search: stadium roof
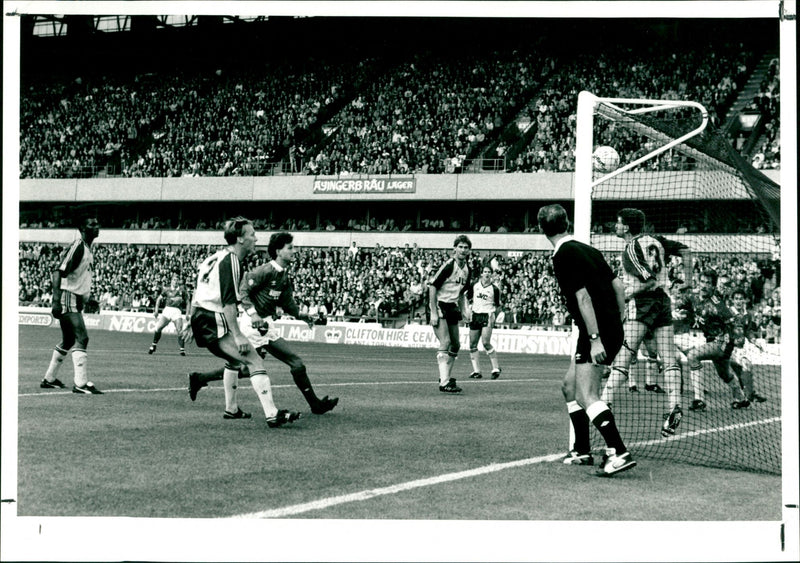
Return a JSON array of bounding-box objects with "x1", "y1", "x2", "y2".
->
[{"x1": 26, "y1": 15, "x2": 271, "y2": 37}]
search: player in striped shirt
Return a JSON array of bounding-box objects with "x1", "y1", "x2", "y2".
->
[
  {"x1": 429, "y1": 235, "x2": 473, "y2": 393},
  {"x1": 466, "y1": 263, "x2": 503, "y2": 380},
  {"x1": 187, "y1": 217, "x2": 300, "y2": 427},
  {"x1": 601, "y1": 208, "x2": 683, "y2": 438},
  {"x1": 41, "y1": 216, "x2": 103, "y2": 394}
]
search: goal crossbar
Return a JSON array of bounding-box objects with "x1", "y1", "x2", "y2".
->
[{"x1": 574, "y1": 91, "x2": 710, "y2": 242}]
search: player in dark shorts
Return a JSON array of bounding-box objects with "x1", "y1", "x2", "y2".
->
[
  {"x1": 428, "y1": 235, "x2": 473, "y2": 393},
  {"x1": 187, "y1": 217, "x2": 300, "y2": 428},
  {"x1": 40, "y1": 216, "x2": 103, "y2": 395},
  {"x1": 466, "y1": 264, "x2": 503, "y2": 379}
]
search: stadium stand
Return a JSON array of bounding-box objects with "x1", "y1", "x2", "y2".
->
[
  {"x1": 19, "y1": 19, "x2": 780, "y2": 179},
  {"x1": 18, "y1": 240, "x2": 781, "y2": 346}
]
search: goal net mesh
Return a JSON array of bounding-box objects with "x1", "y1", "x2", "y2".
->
[{"x1": 587, "y1": 100, "x2": 781, "y2": 474}]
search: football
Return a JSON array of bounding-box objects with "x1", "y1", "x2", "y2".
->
[{"x1": 592, "y1": 145, "x2": 620, "y2": 172}]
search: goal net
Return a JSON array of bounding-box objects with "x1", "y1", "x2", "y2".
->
[{"x1": 574, "y1": 91, "x2": 781, "y2": 474}]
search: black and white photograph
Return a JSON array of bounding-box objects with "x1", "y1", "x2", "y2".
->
[{"x1": 2, "y1": 1, "x2": 797, "y2": 561}]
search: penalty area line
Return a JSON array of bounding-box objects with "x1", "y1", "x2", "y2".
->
[{"x1": 226, "y1": 452, "x2": 564, "y2": 519}]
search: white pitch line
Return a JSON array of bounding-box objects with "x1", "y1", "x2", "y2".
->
[
  {"x1": 17, "y1": 378, "x2": 543, "y2": 397},
  {"x1": 226, "y1": 416, "x2": 781, "y2": 519},
  {"x1": 227, "y1": 453, "x2": 565, "y2": 519}
]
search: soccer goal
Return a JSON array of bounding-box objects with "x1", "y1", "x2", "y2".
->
[{"x1": 574, "y1": 91, "x2": 781, "y2": 474}]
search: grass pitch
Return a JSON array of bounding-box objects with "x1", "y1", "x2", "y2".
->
[{"x1": 13, "y1": 326, "x2": 781, "y2": 521}]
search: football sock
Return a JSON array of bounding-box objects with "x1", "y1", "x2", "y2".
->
[
  {"x1": 72, "y1": 349, "x2": 88, "y2": 387},
  {"x1": 645, "y1": 357, "x2": 659, "y2": 386},
  {"x1": 738, "y1": 369, "x2": 754, "y2": 398},
  {"x1": 223, "y1": 366, "x2": 239, "y2": 413},
  {"x1": 437, "y1": 352, "x2": 450, "y2": 386},
  {"x1": 587, "y1": 400, "x2": 626, "y2": 454},
  {"x1": 627, "y1": 368, "x2": 638, "y2": 389},
  {"x1": 566, "y1": 401, "x2": 591, "y2": 454},
  {"x1": 152, "y1": 330, "x2": 162, "y2": 345},
  {"x1": 446, "y1": 352, "x2": 457, "y2": 378},
  {"x1": 664, "y1": 366, "x2": 682, "y2": 410},
  {"x1": 469, "y1": 349, "x2": 480, "y2": 373},
  {"x1": 290, "y1": 366, "x2": 319, "y2": 407},
  {"x1": 249, "y1": 371, "x2": 278, "y2": 418},
  {"x1": 601, "y1": 367, "x2": 627, "y2": 403},
  {"x1": 486, "y1": 347, "x2": 500, "y2": 371},
  {"x1": 44, "y1": 348, "x2": 68, "y2": 381},
  {"x1": 197, "y1": 367, "x2": 225, "y2": 386},
  {"x1": 690, "y1": 368, "x2": 704, "y2": 400},
  {"x1": 727, "y1": 377, "x2": 746, "y2": 402}
]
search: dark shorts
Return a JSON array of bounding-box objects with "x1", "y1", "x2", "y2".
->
[
  {"x1": 59, "y1": 291, "x2": 85, "y2": 313},
  {"x1": 438, "y1": 301, "x2": 462, "y2": 325},
  {"x1": 59, "y1": 311, "x2": 88, "y2": 348},
  {"x1": 191, "y1": 308, "x2": 228, "y2": 348},
  {"x1": 575, "y1": 326, "x2": 623, "y2": 366},
  {"x1": 690, "y1": 338, "x2": 734, "y2": 381},
  {"x1": 469, "y1": 312, "x2": 491, "y2": 331},
  {"x1": 627, "y1": 290, "x2": 672, "y2": 330}
]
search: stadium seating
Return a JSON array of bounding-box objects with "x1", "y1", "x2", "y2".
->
[{"x1": 19, "y1": 25, "x2": 780, "y2": 179}]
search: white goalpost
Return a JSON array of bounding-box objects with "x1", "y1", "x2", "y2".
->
[
  {"x1": 574, "y1": 91, "x2": 710, "y2": 243},
  {"x1": 573, "y1": 90, "x2": 781, "y2": 475}
]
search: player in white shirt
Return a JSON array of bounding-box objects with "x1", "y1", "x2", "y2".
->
[
  {"x1": 40, "y1": 216, "x2": 103, "y2": 394},
  {"x1": 187, "y1": 217, "x2": 300, "y2": 428},
  {"x1": 466, "y1": 264, "x2": 503, "y2": 379},
  {"x1": 429, "y1": 235, "x2": 473, "y2": 393}
]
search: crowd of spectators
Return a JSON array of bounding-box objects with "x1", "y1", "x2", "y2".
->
[
  {"x1": 749, "y1": 57, "x2": 781, "y2": 171},
  {"x1": 18, "y1": 241, "x2": 781, "y2": 344},
  {"x1": 20, "y1": 204, "x2": 774, "y2": 235},
  {"x1": 301, "y1": 51, "x2": 552, "y2": 175},
  {"x1": 19, "y1": 36, "x2": 780, "y2": 180},
  {"x1": 507, "y1": 41, "x2": 758, "y2": 173},
  {"x1": 21, "y1": 60, "x2": 375, "y2": 179}
]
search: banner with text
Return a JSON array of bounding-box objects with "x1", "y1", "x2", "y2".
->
[
  {"x1": 17, "y1": 308, "x2": 781, "y2": 364},
  {"x1": 313, "y1": 177, "x2": 416, "y2": 194}
]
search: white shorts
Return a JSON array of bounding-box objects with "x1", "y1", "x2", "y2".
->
[
  {"x1": 238, "y1": 312, "x2": 281, "y2": 349},
  {"x1": 674, "y1": 332, "x2": 704, "y2": 354},
  {"x1": 730, "y1": 346, "x2": 747, "y2": 365},
  {"x1": 160, "y1": 306, "x2": 184, "y2": 322}
]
